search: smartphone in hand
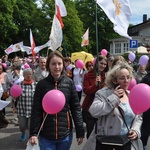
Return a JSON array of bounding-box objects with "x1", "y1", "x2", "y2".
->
[
  {"x1": 114, "y1": 83, "x2": 120, "y2": 89},
  {"x1": 114, "y1": 84, "x2": 123, "y2": 98}
]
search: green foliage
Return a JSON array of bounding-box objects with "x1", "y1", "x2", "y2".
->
[
  {"x1": 0, "y1": 0, "x2": 121, "y2": 58},
  {"x1": 74, "y1": 0, "x2": 120, "y2": 55},
  {"x1": 0, "y1": 0, "x2": 18, "y2": 54},
  {"x1": 63, "y1": 0, "x2": 86, "y2": 56}
]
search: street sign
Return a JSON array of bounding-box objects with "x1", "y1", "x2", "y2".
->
[{"x1": 130, "y1": 40, "x2": 138, "y2": 48}]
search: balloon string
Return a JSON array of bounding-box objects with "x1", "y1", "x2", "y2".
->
[
  {"x1": 55, "y1": 81, "x2": 58, "y2": 90},
  {"x1": 37, "y1": 114, "x2": 48, "y2": 137}
]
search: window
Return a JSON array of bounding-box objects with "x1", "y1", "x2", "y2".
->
[
  {"x1": 123, "y1": 42, "x2": 129, "y2": 53},
  {"x1": 110, "y1": 44, "x2": 113, "y2": 53},
  {"x1": 115, "y1": 43, "x2": 121, "y2": 53}
]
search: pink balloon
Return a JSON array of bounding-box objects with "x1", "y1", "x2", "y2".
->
[
  {"x1": 42, "y1": 90, "x2": 66, "y2": 114},
  {"x1": 127, "y1": 78, "x2": 137, "y2": 91},
  {"x1": 10, "y1": 85, "x2": 22, "y2": 98},
  {"x1": 24, "y1": 63, "x2": 30, "y2": 69},
  {"x1": 129, "y1": 83, "x2": 150, "y2": 114},
  {"x1": 128, "y1": 52, "x2": 136, "y2": 62},
  {"x1": 101, "y1": 49, "x2": 108, "y2": 56},
  {"x1": 76, "y1": 85, "x2": 82, "y2": 92},
  {"x1": 75, "y1": 60, "x2": 84, "y2": 69}
]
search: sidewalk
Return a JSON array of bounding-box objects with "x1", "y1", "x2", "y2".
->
[{"x1": 0, "y1": 103, "x2": 27, "y2": 150}]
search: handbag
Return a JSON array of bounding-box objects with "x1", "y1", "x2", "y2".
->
[
  {"x1": 96, "y1": 135, "x2": 129, "y2": 146},
  {"x1": 0, "y1": 111, "x2": 9, "y2": 129},
  {"x1": 26, "y1": 141, "x2": 40, "y2": 150},
  {"x1": 26, "y1": 114, "x2": 48, "y2": 150},
  {"x1": 95, "y1": 107, "x2": 132, "y2": 150},
  {"x1": 96, "y1": 135, "x2": 131, "y2": 150}
]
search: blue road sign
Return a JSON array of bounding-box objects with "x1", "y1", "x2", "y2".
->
[{"x1": 130, "y1": 40, "x2": 138, "y2": 48}]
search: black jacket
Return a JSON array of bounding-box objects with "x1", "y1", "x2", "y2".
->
[{"x1": 30, "y1": 74, "x2": 84, "y2": 140}]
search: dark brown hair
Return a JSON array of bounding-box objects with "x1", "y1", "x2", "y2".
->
[{"x1": 93, "y1": 55, "x2": 107, "y2": 74}]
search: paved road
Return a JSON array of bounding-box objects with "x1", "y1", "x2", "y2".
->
[
  {"x1": 0, "y1": 102, "x2": 86, "y2": 150},
  {"x1": 1, "y1": 101, "x2": 150, "y2": 150}
]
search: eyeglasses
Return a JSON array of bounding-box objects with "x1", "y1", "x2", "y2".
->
[
  {"x1": 88, "y1": 64, "x2": 93, "y2": 67},
  {"x1": 117, "y1": 76, "x2": 131, "y2": 81}
]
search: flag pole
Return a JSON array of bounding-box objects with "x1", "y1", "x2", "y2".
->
[
  {"x1": 95, "y1": 0, "x2": 100, "y2": 77},
  {"x1": 95, "y1": 4, "x2": 100, "y2": 139}
]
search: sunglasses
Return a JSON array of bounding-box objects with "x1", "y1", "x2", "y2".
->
[{"x1": 88, "y1": 64, "x2": 93, "y2": 67}]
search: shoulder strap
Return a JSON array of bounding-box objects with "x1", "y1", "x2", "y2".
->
[
  {"x1": 118, "y1": 107, "x2": 130, "y2": 132},
  {"x1": 95, "y1": 107, "x2": 130, "y2": 135}
]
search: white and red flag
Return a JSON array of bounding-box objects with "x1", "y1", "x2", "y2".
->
[
  {"x1": 81, "y1": 28, "x2": 89, "y2": 47},
  {"x1": 55, "y1": 0, "x2": 67, "y2": 28},
  {"x1": 30, "y1": 29, "x2": 36, "y2": 57},
  {"x1": 49, "y1": 15, "x2": 63, "y2": 51}
]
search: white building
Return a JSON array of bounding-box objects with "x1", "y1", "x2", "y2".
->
[{"x1": 110, "y1": 14, "x2": 150, "y2": 56}]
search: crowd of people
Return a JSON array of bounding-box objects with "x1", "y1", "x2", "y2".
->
[{"x1": 0, "y1": 51, "x2": 150, "y2": 150}]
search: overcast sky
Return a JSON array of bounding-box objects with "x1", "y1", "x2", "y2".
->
[{"x1": 130, "y1": 0, "x2": 150, "y2": 25}]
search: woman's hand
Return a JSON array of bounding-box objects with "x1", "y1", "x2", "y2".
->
[
  {"x1": 95, "y1": 76, "x2": 102, "y2": 86},
  {"x1": 128, "y1": 130, "x2": 138, "y2": 140},
  {"x1": 28, "y1": 136, "x2": 38, "y2": 145},
  {"x1": 114, "y1": 85, "x2": 125, "y2": 98},
  {"x1": 77, "y1": 137, "x2": 84, "y2": 145}
]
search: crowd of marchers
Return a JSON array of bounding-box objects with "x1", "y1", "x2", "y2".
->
[{"x1": 1, "y1": 52, "x2": 150, "y2": 150}]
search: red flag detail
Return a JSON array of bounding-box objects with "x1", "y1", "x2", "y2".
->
[
  {"x1": 30, "y1": 29, "x2": 36, "y2": 57},
  {"x1": 56, "y1": 5, "x2": 64, "y2": 28}
]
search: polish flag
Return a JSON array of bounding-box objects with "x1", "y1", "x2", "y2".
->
[
  {"x1": 30, "y1": 29, "x2": 36, "y2": 57},
  {"x1": 55, "y1": 0, "x2": 67, "y2": 28}
]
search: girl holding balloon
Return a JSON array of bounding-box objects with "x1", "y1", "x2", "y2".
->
[
  {"x1": 29, "y1": 51, "x2": 84, "y2": 150},
  {"x1": 83, "y1": 62, "x2": 143, "y2": 150}
]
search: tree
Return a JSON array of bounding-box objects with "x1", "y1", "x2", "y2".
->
[
  {"x1": 0, "y1": 0, "x2": 18, "y2": 54},
  {"x1": 62, "y1": 0, "x2": 86, "y2": 56},
  {"x1": 0, "y1": 0, "x2": 121, "y2": 58},
  {"x1": 0, "y1": 0, "x2": 51, "y2": 57},
  {"x1": 74, "y1": 0, "x2": 120, "y2": 55},
  {"x1": 38, "y1": 0, "x2": 86, "y2": 56},
  {"x1": 13, "y1": 0, "x2": 50, "y2": 52}
]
